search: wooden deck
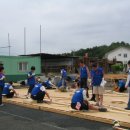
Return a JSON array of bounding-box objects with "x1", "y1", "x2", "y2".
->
[{"x1": 3, "y1": 88, "x2": 130, "y2": 128}]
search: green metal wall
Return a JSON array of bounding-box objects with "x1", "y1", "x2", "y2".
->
[{"x1": 0, "y1": 56, "x2": 41, "y2": 82}]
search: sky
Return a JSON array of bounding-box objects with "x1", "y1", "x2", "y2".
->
[{"x1": 0, "y1": 0, "x2": 130, "y2": 56}]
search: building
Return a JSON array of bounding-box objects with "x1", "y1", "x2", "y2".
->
[
  {"x1": 0, "y1": 56, "x2": 41, "y2": 82},
  {"x1": 24, "y1": 53, "x2": 79, "y2": 74},
  {"x1": 104, "y1": 47, "x2": 130, "y2": 64},
  {"x1": 104, "y1": 47, "x2": 130, "y2": 70}
]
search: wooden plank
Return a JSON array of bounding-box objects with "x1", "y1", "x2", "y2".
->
[
  {"x1": 111, "y1": 100, "x2": 127, "y2": 104},
  {"x1": 2, "y1": 88, "x2": 130, "y2": 128}
]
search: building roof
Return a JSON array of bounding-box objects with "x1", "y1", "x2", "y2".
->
[
  {"x1": 21, "y1": 53, "x2": 79, "y2": 59},
  {"x1": 104, "y1": 46, "x2": 130, "y2": 58}
]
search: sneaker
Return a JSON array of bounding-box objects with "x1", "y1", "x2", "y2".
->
[
  {"x1": 99, "y1": 107, "x2": 107, "y2": 112},
  {"x1": 125, "y1": 107, "x2": 130, "y2": 110},
  {"x1": 112, "y1": 120, "x2": 120, "y2": 127},
  {"x1": 0, "y1": 104, "x2": 4, "y2": 107}
]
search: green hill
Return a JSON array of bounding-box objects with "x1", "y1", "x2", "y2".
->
[{"x1": 63, "y1": 41, "x2": 130, "y2": 58}]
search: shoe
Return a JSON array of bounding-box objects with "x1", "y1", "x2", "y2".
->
[
  {"x1": 0, "y1": 104, "x2": 4, "y2": 107},
  {"x1": 125, "y1": 107, "x2": 130, "y2": 110},
  {"x1": 99, "y1": 107, "x2": 107, "y2": 112},
  {"x1": 37, "y1": 100, "x2": 43, "y2": 103}
]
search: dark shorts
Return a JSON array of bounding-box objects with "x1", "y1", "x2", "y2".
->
[
  {"x1": 28, "y1": 84, "x2": 35, "y2": 93},
  {"x1": 5, "y1": 92, "x2": 14, "y2": 98},
  {"x1": 80, "y1": 78, "x2": 88, "y2": 88},
  {"x1": 71, "y1": 102, "x2": 89, "y2": 110},
  {"x1": 31, "y1": 91, "x2": 45, "y2": 101},
  {"x1": 119, "y1": 87, "x2": 126, "y2": 92}
]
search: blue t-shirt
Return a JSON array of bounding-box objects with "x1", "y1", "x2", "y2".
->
[
  {"x1": 80, "y1": 66, "x2": 88, "y2": 79},
  {"x1": 0, "y1": 73, "x2": 5, "y2": 87},
  {"x1": 27, "y1": 71, "x2": 35, "y2": 85},
  {"x1": 2, "y1": 84, "x2": 11, "y2": 95},
  {"x1": 91, "y1": 67, "x2": 103, "y2": 86},
  {"x1": 71, "y1": 88, "x2": 84, "y2": 104},
  {"x1": 61, "y1": 69, "x2": 67, "y2": 78},
  {"x1": 31, "y1": 83, "x2": 42, "y2": 96},
  {"x1": 45, "y1": 80, "x2": 51, "y2": 88},
  {"x1": 118, "y1": 80, "x2": 125, "y2": 88}
]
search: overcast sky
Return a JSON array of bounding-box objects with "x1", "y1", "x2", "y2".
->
[{"x1": 0, "y1": 0, "x2": 130, "y2": 56}]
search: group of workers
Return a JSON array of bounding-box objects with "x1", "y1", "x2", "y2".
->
[{"x1": 0, "y1": 60, "x2": 130, "y2": 112}]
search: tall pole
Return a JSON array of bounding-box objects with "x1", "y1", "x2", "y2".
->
[
  {"x1": 8, "y1": 33, "x2": 10, "y2": 56},
  {"x1": 24, "y1": 27, "x2": 26, "y2": 55},
  {"x1": 40, "y1": 25, "x2": 42, "y2": 54}
]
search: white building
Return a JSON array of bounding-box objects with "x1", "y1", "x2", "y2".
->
[{"x1": 104, "y1": 47, "x2": 130, "y2": 66}]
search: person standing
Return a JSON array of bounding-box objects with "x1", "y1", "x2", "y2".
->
[
  {"x1": 91, "y1": 63, "x2": 104, "y2": 107},
  {"x1": 27, "y1": 66, "x2": 36, "y2": 97},
  {"x1": 79, "y1": 60, "x2": 90, "y2": 98},
  {"x1": 125, "y1": 60, "x2": 130, "y2": 110},
  {"x1": 61, "y1": 68, "x2": 67, "y2": 87},
  {"x1": 0, "y1": 67, "x2": 5, "y2": 106}
]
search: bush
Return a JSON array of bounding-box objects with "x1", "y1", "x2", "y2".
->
[{"x1": 111, "y1": 64, "x2": 123, "y2": 73}]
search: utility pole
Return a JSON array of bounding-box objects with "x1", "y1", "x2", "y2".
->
[
  {"x1": 8, "y1": 33, "x2": 11, "y2": 56},
  {"x1": 24, "y1": 27, "x2": 26, "y2": 55},
  {"x1": 40, "y1": 25, "x2": 42, "y2": 54}
]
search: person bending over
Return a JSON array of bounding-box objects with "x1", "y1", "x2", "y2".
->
[
  {"x1": 31, "y1": 78, "x2": 52, "y2": 103},
  {"x1": 71, "y1": 86, "x2": 107, "y2": 112},
  {"x1": 2, "y1": 81, "x2": 18, "y2": 98}
]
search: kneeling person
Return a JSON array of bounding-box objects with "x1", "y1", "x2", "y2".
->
[
  {"x1": 44, "y1": 78, "x2": 55, "y2": 89},
  {"x1": 31, "y1": 81, "x2": 52, "y2": 103},
  {"x1": 71, "y1": 87, "x2": 107, "y2": 112},
  {"x1": 2, "y1": 81, "x2": 18, "y2": 98}
]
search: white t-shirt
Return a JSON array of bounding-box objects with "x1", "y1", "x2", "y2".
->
[
  {"x1": 40, "y1": 86, "x2": 46, "y2": 91},
  {"x1": 9, "y1": 85, "x2": 13, "y2": 90},
  {"x1": 125, "y1": 69, "x2": 130, "y2": 87}
]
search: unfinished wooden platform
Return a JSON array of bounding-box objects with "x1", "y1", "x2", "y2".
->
[{"x1": 3, "y1": 88, "x2": 130, "y2": 128}]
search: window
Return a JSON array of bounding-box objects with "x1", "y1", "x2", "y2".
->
[
  {"x1": 18, "y1": 62, "x2": 28, "y2": 71},
  {"x1": 124, "y1": 54, "x2": 127, "y2": 58},
  {"x1": 118, "y1": 54, "x2": 121, "y2": 56}
]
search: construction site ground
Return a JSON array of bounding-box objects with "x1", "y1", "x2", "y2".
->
[
  {"x1": 3, "y1": 87, "x2": 130, "y2": 129},
  {"x1": 0, "y1": 103, "x2": 113, "y2": 130}
]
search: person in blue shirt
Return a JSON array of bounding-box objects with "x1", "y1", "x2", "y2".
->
[
  {"x1": 0, "y1": 66, "x2": 5, "y2": 106},
  {"x1": 71, "y1": 84, "x2": 107, "y2": 112},
  {"x1": 125, "y1": 60, "x2": 130, "y2": 110},
  {"x1": 31, "y1": 77, "x2": 52, "y2": 103},
  {"x1": 79, "y1": 60, "x2": 90, "y2": 98},
  {"x1": 27, "y1": 66, "x2": 36, "y2": 97},
  {"x1": 91, "y1": 63, "x2": 104, "y2": 107},
  {"x1": 43, "y1": 78, "x2": 56, "y2": 89},
  {"x1": 2, "y1": 81, "x2": 18, "y2": 98},
  {"x1": 61, "y1": 68, "x2": 67, "y2": 87},
  {"x1": 117, "y1": 79, "x2": 126, "y2": 92}
]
